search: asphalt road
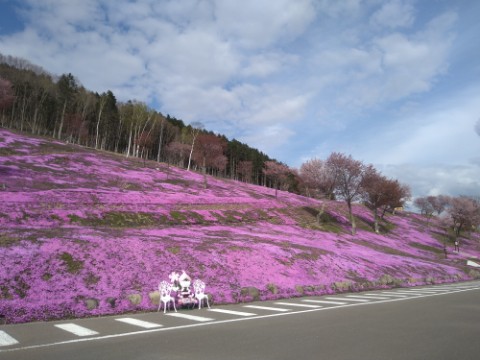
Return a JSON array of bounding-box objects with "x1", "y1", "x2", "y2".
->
[{"x1": 1, "y1": 282, "x2": 480, "y2": 360}]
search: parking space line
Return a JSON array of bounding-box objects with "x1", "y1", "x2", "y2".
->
[
  {"x1": 0, "y1": 331, "x2": 19, "y2": 347},
  {"x1": 345, "y1": 295, "x2": 390, "y2": 300},
  {"x1": 379, "y1": 292, "x2": 408, "y2": 297},
  {"x1": 391, "y1": 291, "x2": 424, "y2": 295},
  {"x1": 54, "y1": 324, "x2": 99, "y2": 337},
  {"x1": 208, "y1": 309, "x2": 257, "y2": 317},
  {"x1": 165, "y1": 313, "x2": 214, "y2": 322},
  {"x1": 274, "y1": 302, "x2": 321, "y2": 308},
  {"x1": 115, "y1": 318, "x2": 162, "y2": 329},
  {"x1": 243, "y1": 305, "x2": 290, "y2": 312},
  {"x1": 325, "y1": 297, "x2": 370, "y2": 302},
  {"x1": 302, "y1": 299, "x2": 347, "y2": 305}
]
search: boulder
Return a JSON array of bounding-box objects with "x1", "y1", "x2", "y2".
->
[
  {"x1": 240, "y1": 286, "x2": 260, "y2": 301},
  {"x1": 127, "y1": 293, "x2": 142, "y2": 305},
  {"x1": 85, "y1": 298, "x2": 99, "y2": 310},
  {"x1": 149, "y1": 291, "x2": 160, "y2": 305}
]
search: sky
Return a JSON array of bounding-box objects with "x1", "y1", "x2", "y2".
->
[{"x1": 0, "y1": 0, "x2": 479, "y2": 199}]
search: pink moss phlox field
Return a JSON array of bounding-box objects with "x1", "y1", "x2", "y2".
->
[{"x1": 1, "y1": 129, "x2": 480, "y2": 323}]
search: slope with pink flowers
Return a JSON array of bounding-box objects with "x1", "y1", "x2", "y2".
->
[{"x1": 1, "y1": 129, "x2": 479, "y2": 323}]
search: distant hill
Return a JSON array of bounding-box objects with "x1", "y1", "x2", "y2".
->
[{"x1": 1, "y1": 128, "x2": 479, "y2": 323}]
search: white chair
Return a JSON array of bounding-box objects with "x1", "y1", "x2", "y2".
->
[
  {"x1": 158, "y1": 280, "x2": 177, "y2": 313},
  {"x1": 193, "y1": 279, "x2": 210, "y2": 309}
]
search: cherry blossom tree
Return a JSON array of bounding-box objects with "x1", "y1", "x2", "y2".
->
[
  {"x1": 263, "y1": 161, "x2": 290, "y2": 198},
  {"x1": 299, "y1": 158, "x2": 337, "y2": 223},
  {"x1": 379, "y1": 180, "x2": 411, "y2": 218},
  {"x1": 165, "y1": 141, "x2": 190, "y2": 168},
  {"x1": 446, "y1": 196, "x2": 480, "y2": 237},
  {"x1": 0, "y1": 77, "x2": 14, "y2": 111},
  {"x1": 237, "y1": 160, "x2": 253, "y2": 183},
  {"x1": 326, "y1": 152, "x2": 369, "y2": 235},
  {"x1": 192, "y1": 133, "x2": 227, "y2": 188},
  {"x1": 362, "y1": 168, "x2": 389, "y2": 233},
  {"x1": 414, "y1": 195, "x2": 449, "y2": 224}
]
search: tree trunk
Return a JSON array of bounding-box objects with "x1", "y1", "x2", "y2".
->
[
  {"x1": 347, "y1": 201, "x2": 356, "y2": 235},
  {"x1": 126, "y1": 124, "x2": 133, "y2": 157},
  {"x1": 95, "y1": 101, "x2": 104, "y2": 149},
  {"x1": 57, "y1": 101, "x2": 67, "y2": 140},
  {"x1": 157, "y1": 118, "x2": 164, "y2": 162},
  {"x1": 202, "y1": 156, "x2": 208, "y2": 189},
  {"x1": 374, "y1": 208, "x2": 379, "y2": 234},
  {"x1": 187, "y1": 137, "x2": 196, "y2": 171},
  {"x1": 316, "y1": 202, "x2": 326, "y2": 224}
]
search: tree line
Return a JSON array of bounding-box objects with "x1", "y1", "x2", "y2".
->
[{"x1": 0, "y1": 54, "x2": 273, "y2": 185}]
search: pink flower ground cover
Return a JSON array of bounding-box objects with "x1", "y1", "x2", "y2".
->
[{"x1": 1, "y1": 129, "x2": 480, "y2": 323}]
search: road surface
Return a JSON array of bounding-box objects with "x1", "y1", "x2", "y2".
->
[{"x1": 1, "y1": 281, "x2": 480, "y2": 359}]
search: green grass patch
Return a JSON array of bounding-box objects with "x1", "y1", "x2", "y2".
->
[
  {"x1": 350, "y1": 238, "x2": 412, "y2": 257},
  {"x1": 409, "y1": 242, "x2": 443, "y2": 255},
  {"x1": 166, "y1": 246, "x2": 181, "y2": 254},
  {"x1": 84, "y1": 272, "x2": 101, "y2": 286},
  {"x1": 0, "y1": 147, "x2": 23, "y2": 155},
  {"x1": 101, "y1": 211, "x2": 155, "y2": 227},
  {"x1": 69, "y1": 211, "x2": 157, "y2": 227},
  {"x1": 59, "y1": 252, "x2": 84, "y2": 274},
  {"x1": 170, "y1": 210, "x2": 187, "y2": 223},
  {"x1": 0, "y1": 234, "x2": 20, "y2": 247}
]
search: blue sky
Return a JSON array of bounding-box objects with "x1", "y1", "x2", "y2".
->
[{"x1": 0, "y1": 0, "x2": 479, "y2": 199}]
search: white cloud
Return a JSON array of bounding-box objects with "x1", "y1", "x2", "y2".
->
[
  {"x1": 370, "y1": 0, "x2": 415, "y2": 29},
  {"x1": 241, "y1": 52, "x2": 298, "y2": 78},
  {"x1": 381, "y1": 163, "x2": 480, "y2": 198},
  {"x1": 241, "y1": 125, "x2": 296, "y2": 157},
  {"x1": 214, "y1": 0, "x2": 317, "y2": 49}
]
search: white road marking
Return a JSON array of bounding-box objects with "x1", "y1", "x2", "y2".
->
[
  {"x1": 165, "y1": 313, "x2": 214, "y2": 322},
  {"x1": 404, "y1": 288, "x2": 448, "y2": 292},
  {"x1": 243, "y1": 305, "x2": 290, "y2": 312},
  {"x1": 115, "y1": 318, "x2": 162, "y2": 329},
  {"x1": 362, "y1": 293, "x2": 407, "y2": 298},
  {"x1": 391, "y1": 291, "x2": 425, "y2": 295},
  {"x1": 207, "y1": 309, "x2": 257, "y2": 317},
  {"x1": 54, "y1": 323, "x2": 99, "y2": 337},
  {"x1": 0, "y1": 331, "x2": 19, "y2": 347},
  {"x1": 302, "y1": 299, "x2": 347, "y2": 305},
  {"x1": 345, "y1": 295, "x2": 390, "y2": 300},
  {"x1": 274, "y1": 302, "x2": 321, "y2": 308},
  {"x1": 325, "y1": 297, "x2": 370, "y2": 302},
  {"x1": 379, "y1": 292, "x2": 408, "y2": 297}
]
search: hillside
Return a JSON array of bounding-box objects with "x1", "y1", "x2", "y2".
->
[{"x1": 1, "y1": 128, "x2": 480, "y2": 324}]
